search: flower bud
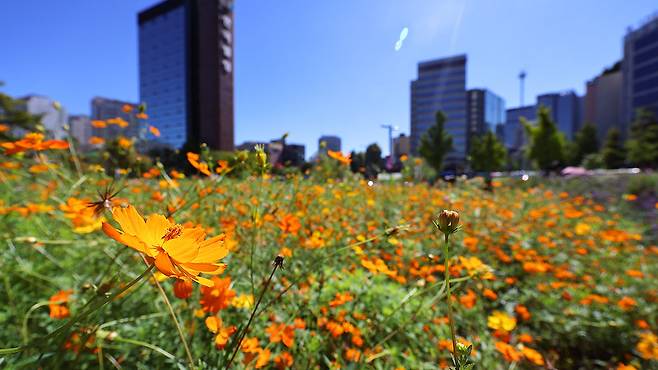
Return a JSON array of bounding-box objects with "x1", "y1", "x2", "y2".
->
[
  {"x1": 436, "y1": 210, "x2": 460, "y2": 235},
  {"x1": 254, "y1": 144, "x2": 268, "y2": 168},
  {"x1": 173, "y1": 279, "x2": 193, "y2": 299}
]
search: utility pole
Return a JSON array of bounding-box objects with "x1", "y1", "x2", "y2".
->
[
  {"x1": 380, "y1": 124, "x2": 397, "y2": 159},
  {"x1": 519, "y1": 70, "x2": 527, "y2": 106}
]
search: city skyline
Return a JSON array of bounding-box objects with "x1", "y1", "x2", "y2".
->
[{"x1": 2, "y1": 1, "x2": 658, "y2": 155}]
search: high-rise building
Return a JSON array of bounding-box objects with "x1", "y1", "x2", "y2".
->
[
  {"x1": 91, "y1": 97, "x2": 139, "y2": 140},
  {"x1": 318, "y1": 135, "x2": 341, "y2": 153},
  {"x1": 504, "y1": 105, "x2": 536, "y2": 151},
  {"x1": 17, "y1": 95, "x2": 68, "y2": 139},
  {"x1": 69, "y1": 115, "x2": 92, "y2": 151},
  {"x1": 410, "y1": 55, "x2": 467, "y2": 165},
  {"x1": 623, "y1": 14, "x2": 658, "y2": 131},
  {"x1": 138, "y1": 0, "x2": 234, "y2": 150},
  {"x1": 537, "y1": 91, "x2": 582, "y2": 141},
  {"x1": 467, "y1": 88, "x2": 506, "y2": 148},
  {"x1": 584, "y1": 61, "x2": 624, "y2": 142},
  {"x1": 393, "y1": 133, "x2": 410, "y2": 157}
]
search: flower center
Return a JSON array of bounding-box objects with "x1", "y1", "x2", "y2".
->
[{"x1": 162, "y1": 225, "x2": 183, "y2": 241}]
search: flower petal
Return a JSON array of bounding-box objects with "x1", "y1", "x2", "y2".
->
[
  {"x1": 163, "y1": 229, "x2": 201, "y2": 262},
  {"x1": 154, "y1": 252, "x2": 178, "y2": 277},
  {"x1": 102, "y1": 222, "x2": 149, "y2": 254},
  {"x1": 192, "y1": 234, "x2": 228, "y2": 263},
  {"x1": 143, "y1": 214, "x2": 171, "y2": 246},
  {"x1": 112, "y1": 205, "x2": 146, "y2": 237}
]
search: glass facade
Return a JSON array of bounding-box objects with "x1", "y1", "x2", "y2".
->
[
  {"x1": 623, "y1": 15, "x2": 658, "y2": 132},
  {"x1": 318, "y1": 135, "x2": 341, "y2": 153},
  {"x1": 467, "y1": 89, "x2": 506, "y2": 150},
  {"x1": 504, "y1": 105, "x2": 536, "y2": 150},
  {"x1": 90, "y1": 97, "x2": 138, "y2": 140},
  {"x1": 410, "y1": 55, "x2": 467, "y2": 164},
  {"x1": 537, "y1": 91, "x2": 582, "y2": 141},
  {"x1": 139, "y1": 4, "x2": 188, "y2": 149}
]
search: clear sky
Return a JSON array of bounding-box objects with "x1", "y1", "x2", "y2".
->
[{"x1": 1, "y1": 1, "x2": 657, "y2": 156}]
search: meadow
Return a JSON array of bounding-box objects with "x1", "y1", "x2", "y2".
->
[{"x1": 0, "y1": 134, "x2": 656, "y2": 369}]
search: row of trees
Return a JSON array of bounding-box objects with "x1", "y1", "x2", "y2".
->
[{"x1": 417, "y1": 106, "x2": 658, "y2": 177}]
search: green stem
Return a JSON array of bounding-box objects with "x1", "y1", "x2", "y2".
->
[
  {"x1": 225, "y1": 259, "x2": 280, "y2": 369},
  {"x1": 443, "y1": 234, "x2": 458, "y2": 361},
  {"x1": 1, "y1": 264, "x2": 154, "y2": 355}
]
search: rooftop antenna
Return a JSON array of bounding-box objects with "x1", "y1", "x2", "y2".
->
[{"x1": 519, "y1": 70, "x2": 527, "y2": 106}]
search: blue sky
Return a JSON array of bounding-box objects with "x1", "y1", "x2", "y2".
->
[{"x1": 1, "y1": 1, "x2": 657, "y2": 155}]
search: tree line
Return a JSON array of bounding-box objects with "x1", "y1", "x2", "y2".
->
[{"x1": 416, "y1": 106, "x2": 658, "y2": 177}]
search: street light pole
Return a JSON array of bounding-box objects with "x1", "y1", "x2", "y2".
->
[{"x1": 380, "y1": 124, "x2": 397, "y2": 161}]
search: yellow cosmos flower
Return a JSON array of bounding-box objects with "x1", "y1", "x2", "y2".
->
[
  {"x1": 575, "y1": 223, "x2": 591, "y2": 235},
  {"x1": 487, "y1": 311, "x2": 517, "y2": 332},
  {"x1": 102, "y1": 205, "x2": 228, "y2": 286}
]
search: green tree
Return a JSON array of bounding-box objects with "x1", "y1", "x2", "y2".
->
[
  {"x1": 626, "y1": 109, "x2": 658, "y2": 168},
  {"x1": 523, "y1": 106, "x2": 565, "y2": 174},
  {"x1": 0, "y1": 90, "x2": 42, "y2": 140},
  {"x1": 569, "y1": 123, "x2": 599, "y2": 165},
  {"x1": 418, "y1": 111, "x2": 453, "y2": 173},
  {"x1": 349, "y1": 150, "x2": 365, "y2": 174},
  {"x1": 469, "y1": 131, "x2": 507, "y2": 172},
  {"x1": 469, "y1": 131, "x2": 507, "y2": 190},
  {"x1": 364, "y1": 143, "x2": 382, "y2": 179},
  {"x1": 601, "y1": 128, "x2": 626, "y2": 169}
]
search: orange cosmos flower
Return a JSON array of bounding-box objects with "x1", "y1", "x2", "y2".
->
[
  {"x1": 215, "y1": 160, "x2": 230, "y2": 174},
  {"x1": 519, "y1": 345, "x2": 544, "y2": 366},
  {"x1": 205, "y1": 316, "x2": 236, "y2": 350},
  {"x1": 459, "y1": 289, "x2": 477, "y2": 309},
  {"x1": 91, "y1": 120, "x2": 107, "y2": 128},
  {"x1": 200, "y1": 276, "x2": 236, "y2": 313},
  {"x1": 483, "y1": 288, "x2": 498, "y2": 301},
  {"x1": 187, "y1": 152, "x2": 211, "y2": 176},
  {"x1": 515, "y1": 304, "x2": 531, "y2": 321},
  {"x1": 327, "y1": 150, "x2": 351, "y2": 165},
  {"x1": 278, "y1": 213, "x2": 301, "y2": 235},
  {"x1": 617, "y1": 364, "x2": 637, "y2": 370},
  {"x1": 1, "y1": 132, "x2": 69, "y2": 155},
  {"x1": 136, "y1": 112, "x2": 149, "y2": 119},
  {"x1": 495, "y1": 341, "x2": 522, "y2": 362},
  {"x1": 29, "y1": 164, "x2": 51, "y2": 173},
  {"x1": 329, "y1": 292, "x2": 354, "y2": 307},
  {"x1": 117, "y1": 136, "x2": 132, "y2": 149},
  {"x1": 0, "y1": 123, "x2": 9, "y2": 132},
  {"x1": 102, "y1": 205, "x2": 228, "y2": 286},
  {"x1": 148, "y1": 125, "x2": 160, "y2": 137},
  {"x1": 107, "y1": 117, "x2": 129, "y2": 128},
  {"x1": 273, "y1": 351, "x2": 294, "y2": 368},
  {"x1": 121, "y1": 104, "x2": 134, "y2": 113},
  {"x1": 89, "y1": 136, "x2": 105, "y2": 145},
  {"x1": 618, "y1": 296, "x2": 637, "y2": 311},
  {"x1": 266, "y1": 322, "x2": 295, "y2": 348},
  {"x1": 49, "y1": 289, "x2": 73, "y2": 319}
]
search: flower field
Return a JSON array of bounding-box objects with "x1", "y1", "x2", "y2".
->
[{"x1": 0, "y1": 143, "x2": 657, "y2": 369}]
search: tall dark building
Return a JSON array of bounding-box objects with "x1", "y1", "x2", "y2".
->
[
  {"x1": 536, "y1": 91, "x2": 582, "y2": 141},
  {"x1": 410, "y1": 55, "x2": 467, "y2": 165},
  {"x1": 505, "y1": 105, "x2": 536, "y2": 151},
  {"x1": 467, "y1": 88, "x2": 505, "y2": 149},
  {"x1": 584, "y1": 61, "x2": 624, "y2": 142},
  {"x1": 623, "y1": 14, "x2": 658, "y2": 130},
  {"x1": 318, "y1": 135, "x2": 341, "y2": 153},
  {"x1": 138, "y1": 0, "x2": 234, "y2": 150},
  {"x1": 91, "y1": 97, "x2": 139, "y2": 140}
]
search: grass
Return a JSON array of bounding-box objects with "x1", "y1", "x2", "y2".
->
[{"x1": 0, "y1": 146, "x2": 656, "y2": 369}]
